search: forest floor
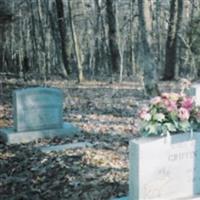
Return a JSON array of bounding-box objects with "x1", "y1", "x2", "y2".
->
[{"x1": 0, "y1": 79, "x2": 181, "y2": 200}]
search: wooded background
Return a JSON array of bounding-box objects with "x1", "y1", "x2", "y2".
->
[{"x1": 0, "y1": 0, "x2": 200, "y2": 93}]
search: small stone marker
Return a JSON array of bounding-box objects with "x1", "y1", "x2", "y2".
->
[
  {"x1": 129, "y1": 132, "x2": 200, "y2": 200},
  {"x1": 0, "y1": 87, "x2": 80, "y2": 144},
  {"x1": 187, "y1": 83, "x2": 200, "y2": 106}
]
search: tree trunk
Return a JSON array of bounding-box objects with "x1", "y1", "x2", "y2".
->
[
  {"x1": 68, "y1": 0, "x2": 84, "y2": 83},
  {"x1": 138, "y1": 0, "x2": 159, "y2": 97},
  {"x1": 44, "y1": 0, "x2": 68, "y2": 78},
  {"x1": 55, "y1": 0, "x2": 70, "y2": 76},
  {"x1": 37, "y1": 0, "x2": 47, "y2": 81},
  {"x1": 155, "y1": 0, "x2": 162, "y2": 73},
  {"x1": 93, "y1": 0, "x2": 101, "y2": 76},
  {"x1": 106, "y1": 0, "x2": 120, "y2": 74},
  {"x1": 163, "y1": 0, "x2": 183, "y2": 80}
]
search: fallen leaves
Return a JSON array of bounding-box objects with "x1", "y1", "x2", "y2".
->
[
  {"x1": 0, "y1": 133, "x2": 129, "y2": 200},
  {"x1": 0, "y1": 80, "x2": 145, "y2": 199}
]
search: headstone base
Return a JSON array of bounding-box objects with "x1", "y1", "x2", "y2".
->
[
  {"x1": 0, "y1": 123, "x2": 80, "y2": 144},
  {"x1": 113, "y1": 196, "x2": 200, "y2": 200}
]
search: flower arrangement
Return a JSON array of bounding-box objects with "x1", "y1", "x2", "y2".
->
[{"x1": 139, "y1": 92, "x2": 200, "y2": 137}]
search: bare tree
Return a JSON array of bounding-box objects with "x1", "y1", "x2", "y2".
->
[
  {"x1": 0, "y1": 0, "x2": 200, "y2": 83},
  {"x1": 93, "y1": 0, "x2": 102, "y2": 76},
  {"x1": 68, "y1": 0, "x2": 84, "y2": 82},
  {"x1": 55, "y1": 0, "x2": 70, "y2": 76},
  {"x1": 0, "y1": 0, "x2": 12, "y2": 23},
  {"x1": 137, "y1": 0, "x2": 159, "y2": 96},
  {"x1": 163, "y1": 0, "x2": 183, "y2": 80},
  {"x1": 106, "y1": 0, "x2": 120, "y2": 75},
  {"x1": 0, "y1": 0, "x2": 12, "y2": 72}
]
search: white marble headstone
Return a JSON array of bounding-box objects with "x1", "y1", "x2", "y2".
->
[{"x1": 129, "y1": 132, "x2": 200, "y2": 200}]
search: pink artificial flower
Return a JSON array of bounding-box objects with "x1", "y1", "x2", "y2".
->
[
  {"x1": 181, "y1": 97, "x2": 194, "y2": 111},
  {"x1": 151, "y1": 96, "x2": 162, "y2": 105},
  {"x1": 178, "y1": 107, "x2": 190, "y2": 121},
  {"x1": 168, "y1": 101, "x2": 177, "y2": 112},
  {"x1": 161, "y1": 92, "x2": 180, "y2": 101},
  {"x1": 163, "y1": 99, "x2": 177, "y2": 112},
  {"x1": 161, "y1": 93, "x2": 170, "y2": 99},
  {"x1": 139, "y1": 107, "x2": 151, "y2": 121}
]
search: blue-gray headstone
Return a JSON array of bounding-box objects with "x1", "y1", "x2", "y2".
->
[{"x1": 13, "y1": 87, "x2": 63, "y2": 132}]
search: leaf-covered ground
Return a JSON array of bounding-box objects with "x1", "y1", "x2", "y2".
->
[{"x1": 0, "y1": 79, "x2": 180, "y2": 200}]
